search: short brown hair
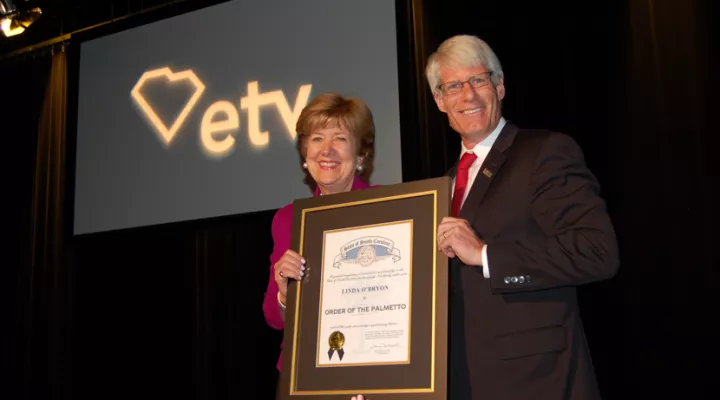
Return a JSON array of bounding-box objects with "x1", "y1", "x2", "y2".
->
[{"x1": 295, "y1": 93, "x2": 375, "y2": 189}]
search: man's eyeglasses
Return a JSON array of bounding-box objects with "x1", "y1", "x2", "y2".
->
[{"x1": 437, "y1": 71, "x2": 494, "y2": 96}]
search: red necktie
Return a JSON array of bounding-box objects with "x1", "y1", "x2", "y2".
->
[{"x1": 452, "y1": 152, "x2": 478, "y2": 217}]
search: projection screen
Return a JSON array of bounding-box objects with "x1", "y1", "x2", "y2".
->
[{"x1": 73, "y1": 0, "x2": 403, "y2": 235}]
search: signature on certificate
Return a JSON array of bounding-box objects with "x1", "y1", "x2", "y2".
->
[{"x1": 370, "y1": 342, "x2": 401, "y2": 349}]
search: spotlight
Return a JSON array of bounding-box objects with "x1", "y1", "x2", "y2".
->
[{"x1": 0, "y1": 1, "x2": 42, "y2": 37}]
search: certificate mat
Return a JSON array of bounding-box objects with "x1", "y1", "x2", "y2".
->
[{"x1": 279, "y1": 177, "x2": 451, "y2": 399}]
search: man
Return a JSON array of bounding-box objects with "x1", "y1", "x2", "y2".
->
[{"x1": 353, "y1": 35, "x2": 619, "y2": 400}]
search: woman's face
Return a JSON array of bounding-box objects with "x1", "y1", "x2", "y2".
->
[{"x1": 305, "y1": 124, "x2": 362, "y2": 195}]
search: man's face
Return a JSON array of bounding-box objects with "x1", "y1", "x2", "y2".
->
[{"x1": 434, "y1": 65, "x2": 505, "y2": 145}]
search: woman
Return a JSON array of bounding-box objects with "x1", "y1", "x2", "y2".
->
[{"x1": 262, "y1": 92, "x2": 377, "y2": 375}]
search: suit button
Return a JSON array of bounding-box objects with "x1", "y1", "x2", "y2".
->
[
  {"x1": 504, "y1": 276, "x2": 512, "y2": 284},
  {"x1": 511, "y1": 276, "x2": 518, "y2": 283},
  {"x1": 518, "y1": 276, "x2": 525, "y2": 283}
]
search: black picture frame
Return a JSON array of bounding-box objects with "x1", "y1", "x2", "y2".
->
[{"x1": 278, "y1": 177, "x2": 451, "y2": 400}]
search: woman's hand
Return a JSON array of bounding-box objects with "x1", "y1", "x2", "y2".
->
[
  {"x1": 350, "y1": 395, "x2": 367, "y2": 400},
  {"x1": 273, "y1": 249, "x2": 305, "y2": 305}
]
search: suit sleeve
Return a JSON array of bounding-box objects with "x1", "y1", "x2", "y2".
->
[
  {"x1": 262, "y1": 207, "x2": 291, "y2": 330},
  {"x1": 486, "y1": 132, "x2": 619, "y2": 293}
]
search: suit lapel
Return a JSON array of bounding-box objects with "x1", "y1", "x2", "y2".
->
[
  {"x1": 458, "y1": 148, "x2": 506, "y2": 222},
  {"x1": 457, "y1": 123, "x2": 519, "y2": 222}
]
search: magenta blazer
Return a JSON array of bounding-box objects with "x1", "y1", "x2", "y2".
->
[{"x1": 262, "y1": 176, "x2": 377, "y2": 371}]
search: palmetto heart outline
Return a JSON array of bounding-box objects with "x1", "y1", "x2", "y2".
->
[{"x1": 130, "y1": 67, "x2": 206, "y2": 145}]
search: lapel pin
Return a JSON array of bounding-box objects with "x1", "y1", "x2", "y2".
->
[{"x1": 482, "y1": 168, "x2": 493, "y2": 178}]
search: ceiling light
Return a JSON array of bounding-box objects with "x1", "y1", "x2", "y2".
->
[{"x1": 0, "y1": 1, "x2": 42, "y2": 38}]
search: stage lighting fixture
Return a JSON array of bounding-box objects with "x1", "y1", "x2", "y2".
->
[{"x1": 0, "y1": 0, "x2": 42, "y2": 38}]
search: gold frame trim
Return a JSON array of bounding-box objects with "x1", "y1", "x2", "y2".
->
[{"x1": 288, "y1": 190, "x2": 438, "y2": 395}]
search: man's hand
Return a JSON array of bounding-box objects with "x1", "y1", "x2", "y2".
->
[{"x1": 437, "y1": 217, "x2": 486, "y2": 266}]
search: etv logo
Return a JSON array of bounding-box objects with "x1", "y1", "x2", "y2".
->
[{"x1": 130, "y1": 67, "x2": 313, "y2": 158}]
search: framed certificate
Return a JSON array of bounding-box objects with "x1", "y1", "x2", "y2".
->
[{"x1": 278, "y1": 177, "x2": 451, "y2": 400}]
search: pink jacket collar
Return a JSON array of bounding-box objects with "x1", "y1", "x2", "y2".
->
[{"x1": 313, "y1": 176, "x2": 372, "y2": 197}]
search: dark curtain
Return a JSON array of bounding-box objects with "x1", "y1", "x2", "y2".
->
[
  {"x1": 0, "y1": 49, "x2": 48, "y2": 399},
  {"x1": 619, "y1": 1, "x2": 716, "y2": 397},
  {"x1": 1, "y1": 48, "x2": 69, "y2": 400},
  {"x1": 28, "y1": 48, "x2": 70, "y2": 400}
]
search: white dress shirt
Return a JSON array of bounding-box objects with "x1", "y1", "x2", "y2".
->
[{"x1": 452, "y1": 117, "x2": 506, "y2": 278}]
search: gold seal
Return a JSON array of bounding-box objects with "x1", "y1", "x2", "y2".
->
[
  {"x1": 357, "y1": 245, "x2": 376, "y2": 266},
  {"x1": 328, "y1": 331, "x2": 345, "y2": 350},
  {"x1": 327, "y1": 331, "x2": 346, "y2": 360}
]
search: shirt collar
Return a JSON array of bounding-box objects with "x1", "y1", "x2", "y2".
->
[{"x1": 460, "y1": 117, "x2": 506, "y2": 159}]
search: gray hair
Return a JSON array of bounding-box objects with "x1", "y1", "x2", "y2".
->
[{"x1": 425, "y1": 35, "x2": 504, "y2": 95}]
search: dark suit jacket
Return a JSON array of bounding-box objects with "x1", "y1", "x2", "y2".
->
[{"x1": 446, "y1": 122, "x2": 619, "y2": 400}]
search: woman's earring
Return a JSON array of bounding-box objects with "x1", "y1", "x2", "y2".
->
[
  {"x1": 357, "y1": 164, "x2": 364, "y2": 172},
  {"x1": 303, "y1": 162, "x2": 308, "y2": 169}
]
